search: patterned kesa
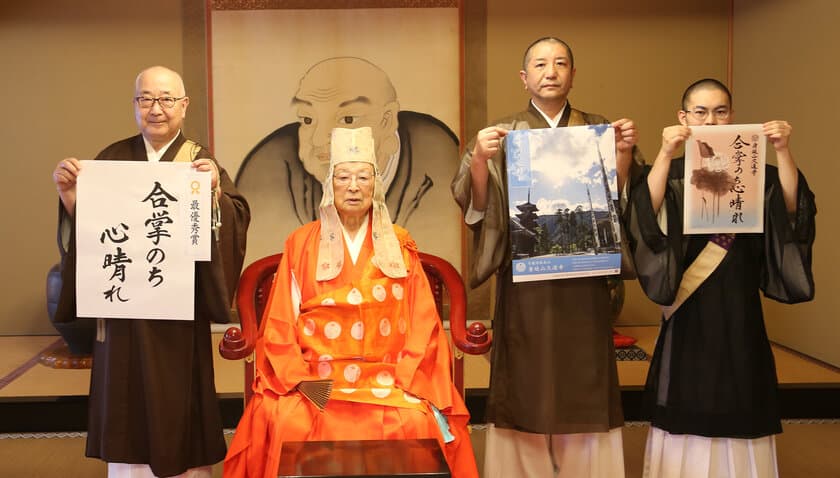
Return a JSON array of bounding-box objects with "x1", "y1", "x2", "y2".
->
[{"x1": 298, "y1": 264, "x2": 425, "y2": 411}]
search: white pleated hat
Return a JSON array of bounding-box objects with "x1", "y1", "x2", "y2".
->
[{"x1": 316, "y1": 127, "x2": 407, "y2": 281}]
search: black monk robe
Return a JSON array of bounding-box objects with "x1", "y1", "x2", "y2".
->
[
  {"x1": 623, "y1": 158, "x2": 815, "y2": 438},
  {"x1": 54, "y1": 133, "x2": 250, "y2": 477}
]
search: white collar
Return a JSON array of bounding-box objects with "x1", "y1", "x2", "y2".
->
[
  {"x1": 142, "y1": 131, "x2": 181, "y2": 162},
  {"x1": 530, "y1": 100, "x2": 567, "y2": 128},
  {"x1": 340, "y1": 213, "x2": 369, "y2": 264}
]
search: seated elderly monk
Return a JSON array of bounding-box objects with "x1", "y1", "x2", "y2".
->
[{"x1": 223, "y1": 127, "x2": 478, "y2": 478}]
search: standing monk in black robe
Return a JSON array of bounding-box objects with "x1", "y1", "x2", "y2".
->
[
  {"x1": 623, "y1": 78, "x2": 815, "y2": 477},
  {"x1": 51, "y1": 66, "x2": 250, "y2": 478}
]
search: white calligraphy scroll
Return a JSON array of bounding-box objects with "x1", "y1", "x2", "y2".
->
[
  {"x1": 684, "y1": 124, "x2": 766, "y2": 234},
  {"x1": 75, "y1": 161, "x2": 211, "y2": 320}
]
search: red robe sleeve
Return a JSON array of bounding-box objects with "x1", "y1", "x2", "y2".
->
[
  {"x1": 393, "y1": 232, "x2": 476, "y2": 478},
  {"x1": 393, "y1": 233, "x2": 471, "y2": 414},
  {"x1": 252, "y1": 233, "x2": 315, "y2": 396}
]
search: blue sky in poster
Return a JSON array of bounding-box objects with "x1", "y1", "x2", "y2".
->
[{"x1": 506, "y1": 124, "x2": 617, "y2": 217}]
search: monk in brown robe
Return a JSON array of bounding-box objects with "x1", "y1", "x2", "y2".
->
[{"x1": 452, "y1": 37, "x2": 643, "y2": 478}]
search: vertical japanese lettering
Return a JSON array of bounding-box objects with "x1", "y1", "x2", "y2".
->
[
  {"x1": 142, "y1": 181, "x2": 178, "y2": 287},
  {"x1": 100, "y1": 223, "x2": 132, "y2": 302}
]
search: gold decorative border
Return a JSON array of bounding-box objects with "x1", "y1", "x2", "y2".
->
[{"x1": 211, "y1": 0, "x2": 457, "y2": 10}]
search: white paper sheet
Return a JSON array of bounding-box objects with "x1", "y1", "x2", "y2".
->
[{"x1": 75, "y1": 160, "x2": 210, "y2": 320}]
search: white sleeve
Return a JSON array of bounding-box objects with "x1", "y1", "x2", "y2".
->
[{"x1": 464, "y1": 199, "x2": 486, "y2": 225}]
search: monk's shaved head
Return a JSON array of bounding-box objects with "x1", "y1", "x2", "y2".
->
[{"x1": 135, "y1": 66, "x2": 186, "y2": 97}]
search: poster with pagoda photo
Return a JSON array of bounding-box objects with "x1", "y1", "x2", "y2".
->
[{"x1": 505, "y1": 124, "x2": 622, "y2": 283}]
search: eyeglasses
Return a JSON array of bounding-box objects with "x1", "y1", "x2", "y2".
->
[
  {"x1": 134, "y1": 96, "x2": 186, "y2": 109},
  {"x1": 333, "y1": 172, "x2": 374, "y2": 187},
  {"x1": 683, "y1": 107, "x2": 731, "y2": 122}
]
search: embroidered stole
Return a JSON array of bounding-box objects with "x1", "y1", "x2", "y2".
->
[{"x1": 172, "y1": 139, "x2": 200, "y2": 163}]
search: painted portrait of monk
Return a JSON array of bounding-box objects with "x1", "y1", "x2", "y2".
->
[
  {"x1": 210, "y1": 7, "x2": 462, "y2": 267},
  {"x1": 235, "y1": 57, "x2": 459, "y2": 261}
]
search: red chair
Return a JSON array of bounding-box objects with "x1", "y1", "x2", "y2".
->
[{"x1": 219, "y1": 252, "x2": 491, "y2": 405}]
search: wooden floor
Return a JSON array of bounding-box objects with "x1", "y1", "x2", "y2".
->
[{"x1": 2, "y1": 325, "x2": 840, "y2": 477}]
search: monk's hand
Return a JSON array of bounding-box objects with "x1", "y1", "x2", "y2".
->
[
  {"x1": 473, "y1": 126, "x2": 508, "y2": 162},
  {"x1": 660, "y1": 125, "x2": 691, "y2": 157},
  {"x1": 192, "y1": 158, "x2": 220, "y2": 197},
  {"x1": 612, "y1": 118, "x2": 638, "y2": 153},
  {"x1": 53, "y1": 157, "x2": 81, "y2": 193},
  {"x1": 763, "y1": 120, "x2": 792, "y2": 152}
]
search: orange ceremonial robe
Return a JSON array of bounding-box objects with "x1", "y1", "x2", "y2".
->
[{"x1": 224, "y1": 220, "x2": 478, "y2": 478}]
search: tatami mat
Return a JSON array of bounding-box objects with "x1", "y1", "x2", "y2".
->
[
  {"x1": 2, "y1": 326, "x2": 840, "y2": 477},
  {"x1": 3, "y1": 422, "x2": 840, "y2": 478},
  {"x1": 3, "y1": 326, "x2": 840, "y2": 398}
]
